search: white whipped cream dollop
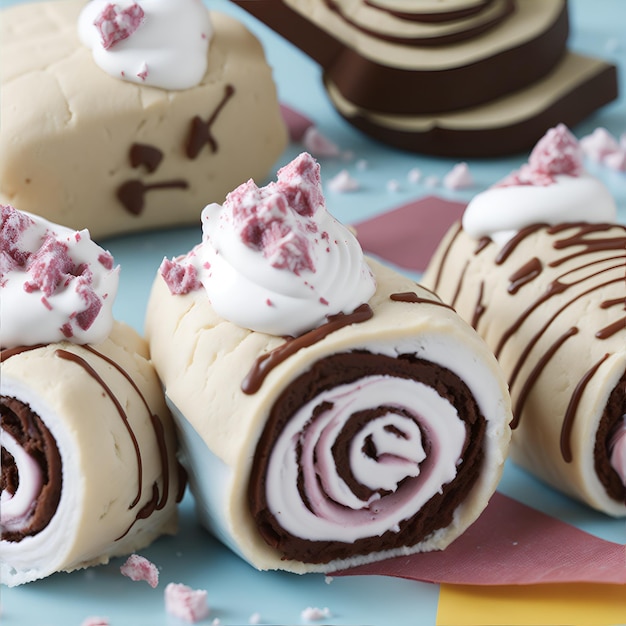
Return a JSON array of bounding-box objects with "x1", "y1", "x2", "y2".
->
[
  {"x1": 1, "y1": 205, "x2": 119, "y2": 349},
  {"x1": 78, "y1": 0, "x2": 212, "y2": 90},
  {"x1": 161, "y1": 153, "x2": 376, "y2": 337},
  {"x1": 462, "y1": 124, "x2": 618, "y2": 245}
]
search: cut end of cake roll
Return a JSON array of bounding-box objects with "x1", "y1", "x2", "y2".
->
[
  {"x1": 422, "y1": 125, "x2": 626, "y2": 516},
  {"x1": 145, "y1": 152, "x2": 513, "y2": 573},
  {"x1": 1, "y1": 207, "x2": 183, "y2": 586}
]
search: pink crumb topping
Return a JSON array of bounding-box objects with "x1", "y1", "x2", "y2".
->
[
  {"x1": 226, "y1": 152, "x2": 324, "y2": 274},
  {"x1": 120, "y1": 554, "x2": 159, "y2": 588},
  {"x1": 1, "y1": 205, "x2": 35, "y2": 278},
  {"x1": 164, "y1": 582, "x2": 210, "y2": 623},
  {"x1": 497, "y1": 124, "x2": 583, "y2": 187},
  {"x1": 160, "y1": 257, "x2": 201, "y2": 295},
  {"x1": 94, "y1": 3, "x2": 145, "y2": 50}
]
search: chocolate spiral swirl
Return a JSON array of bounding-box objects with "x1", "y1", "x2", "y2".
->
[
  {"x1": 1, "y1": 397, "x2": 62, "y2": 542},
  {"x1": 248, "y1": 351, "x2": 485, "y2": 564}
]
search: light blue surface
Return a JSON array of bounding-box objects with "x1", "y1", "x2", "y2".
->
[{"x1": 2, "y1": 1, "x2": 625, "y2": 624}]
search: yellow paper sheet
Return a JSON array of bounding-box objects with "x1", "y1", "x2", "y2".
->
[{"x1": 437, "y1": 583, "x2": 626, "y2": 626}]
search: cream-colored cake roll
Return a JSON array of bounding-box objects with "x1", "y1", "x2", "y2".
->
[
  {"x1": 0, "y1": 0, "x2": 287, "y2": 238},
  {"x1": 422, "y1": 125, "x2": 626, "y2": 516},
  {"x1": 1, "y1": 206, "x2": 183, "y2": 586},
  {"x1": 145, "y1": 153, "x2": 512, "y2": 573}
]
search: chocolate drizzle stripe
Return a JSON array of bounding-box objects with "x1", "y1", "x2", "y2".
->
[
  {"x1": 242, "y1": 304, "x2": 374, "y2": 395},
  {"x1": 508, "y1": 257, "x2": 542, "y2": 294},
  {"x1": 323, "y1": 0, "x2": 515, "y2": 46},
  {"x1": 389, "y1": 291, "x2": 454, "y2": 310},
  {"x1": 432, "y1": 222, "x2": 463, "y2": 292},
  {"x1": 596, "y1": 317, "x2": 626, "y2": 340},
  {"x1": 83, "y1": 345, "x2": 171, "y2": 512},
  {"x1": 186, "y1": 84, "x2": 236, "y2": 159},
  {"x1": 55, "y1": 349, "x2": 144, "y2": 508},
  {"x1": 506, "y1": 276, "x2": 624, "y2": 390},
  {"x1": 560, "y1": 353, "x2": 610, "y2": 462},
  {"x1": 471, "y1": 281, "x2": 486, "y2": 329},
  {"x1": 0, "y1": 344, "x2": 45, "y2": 362},
  {"x1": 512, "y1": 327, "x2": 578, "y2": 429},
  {"x1": 495, "y1": 272, "x2": 624, "y2": 361},
  {"x1": 495, "y1": 224, "x2": 547, "y2": 265}
]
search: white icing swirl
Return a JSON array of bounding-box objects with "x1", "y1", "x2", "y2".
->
[
  {"x1": 190, "y1": 153, "x2": 376, "y2": 336},
  {"x1": 609, "y1": 416, "x2": 626, "y2": 485},
  {"x1": 0, "y1": 206, "x2": 119, "y2": 348},
  {"x1": 462, "y1": 174, "x2": 617, "y2": 245},
  {"x1": 265, "y1": 376, "x2": 466, "y2": 542},
  {"x1": 78, "y1": 0, "x2": 212, "y2": 90}
]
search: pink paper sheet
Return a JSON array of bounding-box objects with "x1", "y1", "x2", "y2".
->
[
  {"x1": 336, "y1": 493, "x2": 626, "y2": 585},
  {"x1": 353, "y1": 195, "x2": 466, "y2": 272}
]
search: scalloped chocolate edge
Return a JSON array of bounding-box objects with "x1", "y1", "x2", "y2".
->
[
  {"x1": 324, "y1": 52, "x2": 618, "y2": 157},
  {"x1": 232, "y1": 0, "x2": 569, "y2": 115}
]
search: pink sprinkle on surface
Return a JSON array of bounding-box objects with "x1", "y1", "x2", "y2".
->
[
  {"x1": 160, "y1": 257, "x2": 201, "y2": 295},
  {"x1": 164, "y1": 582, "x2": 210, "y2": 623},
  {"x1": 41, "y1": 296, "x2": 52, "y2": 310},
  {"x1": 80, "y1": 618, "x2": 109, "y2": 626},
  {"x1": 442, "y1": 162, "x2": 474, "y2": 190},
  {"x1": 226, "y1": 153, "x2": 323, "y2": 274},
  {"x1": 302, "y1": 126, "x2": 341, "y2": 158},
  {"x1": 94, "y1": 3, "x2": 145, "y2": 50},
  {"x1": 137, "y1": 62, "x2": 149, "y2": 81},
  {"x1": 120, "y1": 554, "x2": 159, "y2": 588},
  {"x1": 497, "y1": 124, "x2": 583, "y2": 187}
]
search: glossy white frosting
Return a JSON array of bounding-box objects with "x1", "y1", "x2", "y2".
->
[
  {"x1": 162, "y1": 153, "x2": 376, "y2": 337},
  {"x1": 78, "y1": 0, "x2": 212, "y2": 90}
]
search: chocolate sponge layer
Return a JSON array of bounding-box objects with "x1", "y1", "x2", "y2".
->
[{"x1": 249, "y1": 351, "x2": 486, "y2": 564}]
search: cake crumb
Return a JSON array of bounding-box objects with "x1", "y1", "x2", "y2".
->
[
  {"x1": 81, "y1": 618, "x2": 109, "y2": 626},
  {"x1": 327, "y1": 169, "x2": 360, "y2": 192},
  {"x1": 303, "y1": 126, "x2": 341, "y2": 158},
  {"x1": 301, "y1": 606, "x2": 332, "y2": 621},
  {"x1": 249, "y1": 611, "x2": 262, "y2": 624},
  {"x1": 443, "y1": 162, "x2": 474, "y2": 190},
  {"x1": 386, "y1": 179, "x2": 400, "y2": 193},
  {"x1": 407, "y1": 167, "x2": 422, "y2": 183},
  {"x1": 120, "y1": 554, "x2": 159, "y2": 588},
  {"x1": 164, "y1": 582, "x2": 210, "y2": 623}
]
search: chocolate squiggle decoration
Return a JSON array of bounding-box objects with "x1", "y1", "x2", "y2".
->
[
  {"x1": 186, "y1": 84, "x2": 236, "y2": 159},
  {"x1": 430, "y1": 223, "x2": 625, "y2": 484}
]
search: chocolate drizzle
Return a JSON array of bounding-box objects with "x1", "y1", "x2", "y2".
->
[
  {"x1": 560, "y1": 353, "x2": 609, "y2": 463},
  {"x1": 242, "y1": 304, "x2": 373, "y2": 394},
  {"x1": 428, "y1": 221, "x2": 625, "y2": 502},
  {"x1": 117, "y1": 179, "x2": 189, "y2": 216},
  {"x1": 389, "y1": 291, "x2": 454, "y2": 310},
  {"x1": 186, "y1": 85, "x2": 236, "y2": 159}
]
